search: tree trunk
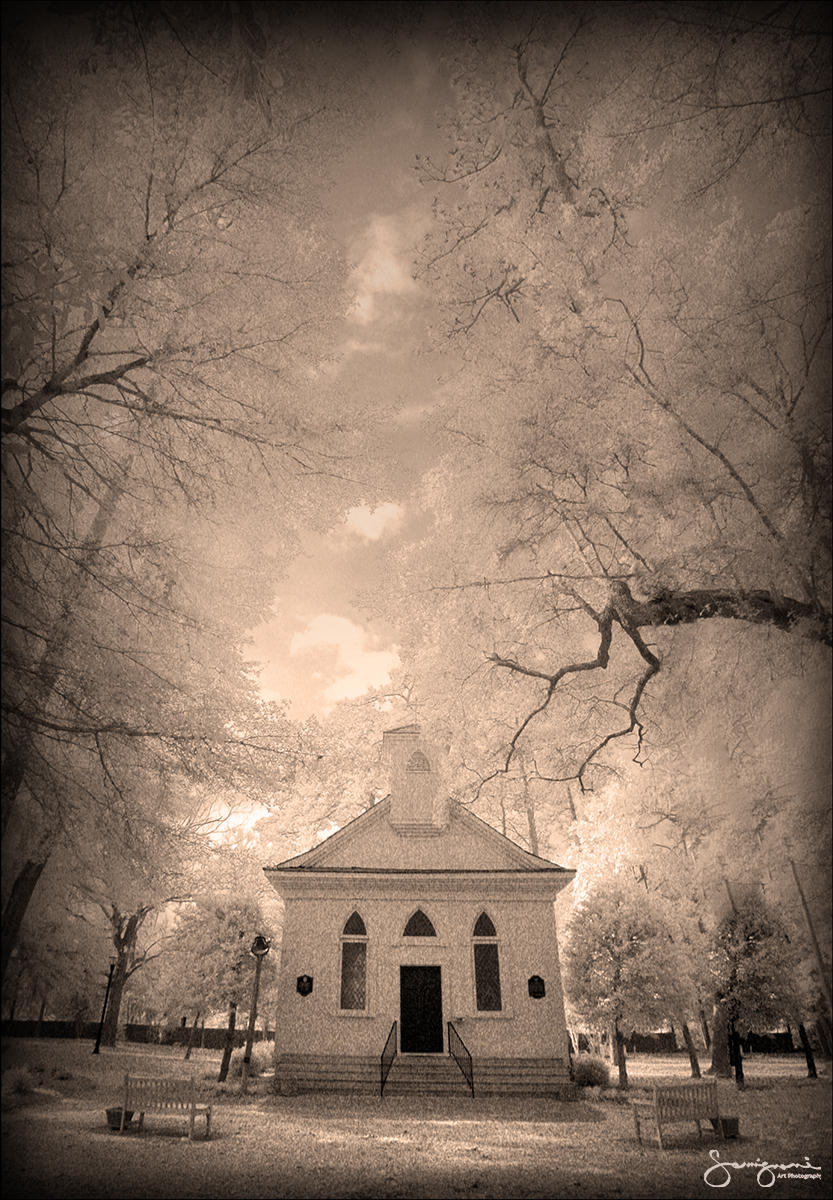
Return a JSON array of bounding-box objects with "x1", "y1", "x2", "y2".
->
[
  {"x1": 814, "y1": 1016, "x2": 832, "y2": 1058},
  {"x1": 525, "y1": 803, "x2": 539, "y2": 856},
  {"x1": 100, "y1": 959, "x2": 127, "y2": 1049},
  {"x1": 668, "y1": 1023, "x2": 678, "y2": 1051},
  {"x1": 564, "y1": 783, "x2": 578, "y2": 822},
  {"x1": 699, "y1": 1008, "x2": 711, "y2": 1050},
  {"x1": 797, "y1": 1023, "x2": 818, "y2": 1079},
  {"x1": 681, "y1": 1022, "x2": 701, "y2": 1078},
  {"x1": 709, "y1": 1001, "x2": 732, "y2": 1077},
  {"x1": 1, "y1": 750, "x2": 28, "y2": 841},
  {"x1": 1, "y1": 458, "x2": 134, "y2": 981},
  {"x1": 6, "y1": 970, "x2": 21, "y2": 1021},
  {"x1": 730, "y1": 1023, "x2": 745, "y2": 1090},
  {"x1": 101, "y1": 911, "x2": 142, "y2": 1047},
  {"x1": 3, "y1": 459, "x2": 133, "y2": 822},
  {"x1": 614, "y1": 1021, "x2": 628, "y2": 1089},
  {"x1": 789, "y1": 859, "x2": 833, "y2": 1013},
  {"x1": 218, "y1": 1002, "x2": 237, "y2": 1083},
  {"x1": 200, "y1": 1016, "x2": 206, "y2": 1049},
  {"x1": 521, "y1": 767, "x2": 540, "y2": 856},
  {"x1": 1, "y1": 859, "x2": 48, "y2": 982},
  {"x1": 36, "y1": 996, "x2": 46, "y2": 1037},
  {"x1": 184, "y1": 1011, "x2": 201, "y2": 1061}
]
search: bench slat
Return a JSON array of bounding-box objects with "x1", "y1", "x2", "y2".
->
[
  {"x1": 120, "y1": 1073, "x2": 212, "y2": 1140},
  {"x1": 632, "y1": 1080, "x2": 721, "y2": 1150}
]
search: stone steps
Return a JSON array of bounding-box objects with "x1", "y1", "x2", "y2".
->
[
  {"x1": 474, "y1": 1057, "x2": 574, "y2": 1098},
  {"x1": 274, "y1": 1052, "x2": 574, "y2": 1098},
  {"x1": 275, "y1": 1054, "x2": 378, "y2": 1095},
  {"x1": 383, "y1": 1054, "x2": 471, "y2": 1096}
]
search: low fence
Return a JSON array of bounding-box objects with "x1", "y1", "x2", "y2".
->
[
  {"x1": 741, "y1": 1031, "x2": 796, "y2": 1054},
  {"x1": 1, "y1": 1019, "x2": 272, "y2": 1050},
  {"x1": 625, "y1": 1032, "x2": 679, "y2": 1054},
  {"x1": 573, "y1": 1031, "x2": 680, "y2": 1055},
  {"x1": 571, "y1": 1029, "x2": 813, "y2": 1056}
]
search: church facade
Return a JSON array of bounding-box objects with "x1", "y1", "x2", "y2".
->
[{"x1": 265, "y1": 725, "x2": 575, "y2": 1096}]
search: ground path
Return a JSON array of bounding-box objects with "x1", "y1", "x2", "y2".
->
[
  {"x1": 3, "y1": 1043, "x2": 830, "y2": 1199},
  {"x1": 3, "y1": 1084, "x2": 831, "y2": 1200}
]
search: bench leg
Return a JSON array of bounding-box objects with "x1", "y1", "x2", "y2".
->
[
  {"x1": 655, "y1": 1114, "x2": 664, "y2": 1150},
  {"x1": 138, "y1": 1111, "x2": 145, "y2": 1134},
  {"x1": 205, "y1": 1110, "x2": 212, "y2": 1140},
  {"x1": 633, "y1": 1108, "x2": 643, "y2": 1147},
  {"x1": 189, "y1": 1106, "x2": 195, "y2": 1141},
  {"x1": 696, "y1": 1119, "x2": 703, "y2": 1139}
]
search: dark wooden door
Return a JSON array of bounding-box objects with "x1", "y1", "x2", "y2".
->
[{"x1": 400, "y1": 965, "x2": 443, "y2": 1053}]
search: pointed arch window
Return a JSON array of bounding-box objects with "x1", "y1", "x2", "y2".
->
[
  {"x1": 473, "y1": 912, "x2": 496, "y2": 937},
  {"x1": 403, "y1": 909, "x2": 436, "y2": 937},
  {"x1": 473, "y1": 911, "x2": 502, "y2": 1011},
  {"x1": 343, "y1": 911, "x2": 366, "y2": 936},
  {"x1": 340, "y1": 911, "x2": 367, "y2": 1010}
]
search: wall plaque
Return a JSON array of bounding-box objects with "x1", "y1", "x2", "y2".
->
[
  {"x1": 528, "y1": 975, "x2": 545, "y2": 999},
  {"x1": 296, "y1": 975, "x2": 313, "y2": 996}
]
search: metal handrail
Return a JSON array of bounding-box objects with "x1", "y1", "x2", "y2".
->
[
  {"x1": 380, "y1": 1020, "x2": 397, "y2": 1097},
  {"x1": 447, "y1": 1022, "x2": 474, "y2": 1097}
]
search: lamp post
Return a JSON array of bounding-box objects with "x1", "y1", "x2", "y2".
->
[
  {"x1": 241, "y1": 934, "x2": 270, "y2": 1093},
  {"x1": 92, "y1": 956, "x2": 117, "y2": 1055}
]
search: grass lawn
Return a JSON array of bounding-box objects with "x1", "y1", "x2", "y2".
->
[{"x1": 2, "y1": 1039, "x2": 830, "y2": 1199}]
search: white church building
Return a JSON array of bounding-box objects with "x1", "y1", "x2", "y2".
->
[{"x1": 265, "y1": 725, "x2": 575, "y2": 1096}]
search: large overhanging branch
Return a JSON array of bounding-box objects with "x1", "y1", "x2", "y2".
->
[
  {"x1": 0, "y1": 703, "x2": 317, "y2": 761},
  {"x1": 483, "y1": 596, "x2": 614, "y2": 792},
  {"x1": 480, "y1": 579, "x2": 831, "y2": 794},
  {"x1": 608, "y1": 581, "x2": 831, "y2": 646}
]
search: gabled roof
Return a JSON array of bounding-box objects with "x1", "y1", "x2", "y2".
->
[
  {"x1": 267, "y1": 796, "x2": 393, "y2": 871},
  {"x1": 265, "y1": 796, "x2": 572, "y2": 876}
]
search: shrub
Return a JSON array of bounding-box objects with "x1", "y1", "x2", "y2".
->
[
  {"x1": 229, "y1": 1042, "x2": 274, "y2": 1078},
  {"x1": 2, "y1": 1066, "x2": 41, "y2": 1096},
  {"x1": 572, "y1": 1054, "x2": 610, "y2": 1088}
]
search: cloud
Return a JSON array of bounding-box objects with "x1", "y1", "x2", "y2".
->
[
  {"x1": 289, "y1": 614, "x2": 400, "y2": 704},
  {"x1": 340, "y1": 337, "x2": 387, "y2": 356},
  {"x1": 348, "y1": 214, "x2": 417, "y2": 326},
  {"x1": 343, "y1": 502, "x2": 404, "y2": 541}
]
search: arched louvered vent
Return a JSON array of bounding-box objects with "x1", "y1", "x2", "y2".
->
[
  {"x1": 405, "y1": 750, "x2": 431, "y2": 773},
  {"x1": 403, "y1": 909, "x2": 436, "y2": 937}
]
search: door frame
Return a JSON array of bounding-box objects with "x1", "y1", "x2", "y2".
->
[{"x1": 399, "y1": 963, "x2": 444, "y2": 1054}]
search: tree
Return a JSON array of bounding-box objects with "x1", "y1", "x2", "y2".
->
[
  {"x1": 0, "y1": 485, "x2": 321, "y2": 983},
  {"x1": 391, "y1": 2, "x2": 830, "y2": 798},
  {"x1": 1, "y1": 5, "x2": 361, "y2": 979},
  {"x1": 67, "y1": 768, "x2": 254, "y2": 1047},
  {"x1": 608, "y1": 1, "x2": 831, "y2": 199},
  {"x1": 3, "y1": 911, "x2": 106, "y2": 1030},
  {"x1": 154, "y1": 895, "x2": 275, "y2": 1082},
  {"x1": 710, "y1": 893, "x2": 811, "y2": 1088},
  {"x1": 563, "y1": 880, "x2": 690, "y2": 1088}
]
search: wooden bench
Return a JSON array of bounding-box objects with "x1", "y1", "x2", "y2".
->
[
  {"x1": 118, "y1": 1073, "x2": 212, "y2": 1140},
  {"x1": 632, "y1": 1080, "x2": 723, "y2": 1149}
]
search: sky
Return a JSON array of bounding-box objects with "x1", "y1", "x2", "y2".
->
[{"x1": 248, "y1": 35, "x2": 452, "y2": 716}]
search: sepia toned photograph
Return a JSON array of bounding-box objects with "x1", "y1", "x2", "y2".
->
[{"x1": 2, "y1": 2, "x2": 830, "y2": 1197}]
